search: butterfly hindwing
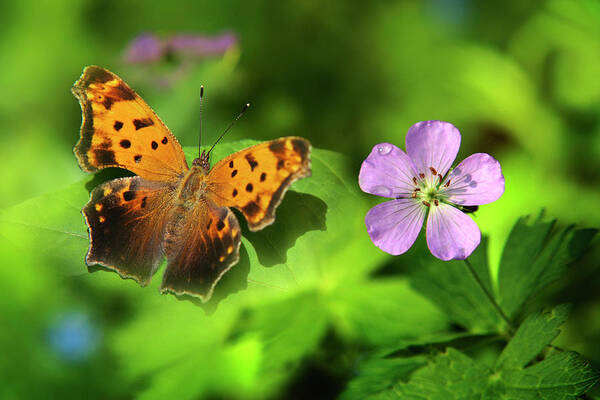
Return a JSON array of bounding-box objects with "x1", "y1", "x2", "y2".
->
[
  {"x1": 207, "y1": 137, "x2": 311, "y2": 231},
  {"x1": 72, "y1": 66, "x2": 188, "y2": 181},
  {"x1": 83, "y1": 176, "x2": 176, "y2": 285},
  {"x1": 161, "y1": 198, "x2": 242, "y2": 301}
]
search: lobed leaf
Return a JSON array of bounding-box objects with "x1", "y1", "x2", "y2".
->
[{"x1": 498, "y1": 213, "x2": 597, "y2": 318}]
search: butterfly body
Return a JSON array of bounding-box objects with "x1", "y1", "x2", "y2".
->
[{"x1": 73, "y1": 66, "x2": 311, "y2": 301}]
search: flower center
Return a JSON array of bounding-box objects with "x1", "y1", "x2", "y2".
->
[{"x1": 410, "y1": 166, "x2": 450, "y2": 207}]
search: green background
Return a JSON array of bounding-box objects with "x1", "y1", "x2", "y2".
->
[{"x1": 1, "y1": 0, "x2": 600, "y2": 398}]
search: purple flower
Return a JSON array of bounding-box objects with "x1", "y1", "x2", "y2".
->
[
  {"x1": 123, "y1": 32, "x2": 237, "y2": 64},
  {"x1": 167, "y1": 33, "x2": 237, "y2": 57},
  {"x1": 124, "y1": 33, "x2": 165, "y2": 64},
  {"x1": 359, "y1": 121, "x2": 504, "y2": 261}
]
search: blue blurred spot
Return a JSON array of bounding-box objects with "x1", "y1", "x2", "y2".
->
[{"x1": 48, "y1": 311, "x2": 99, "y2": 362}]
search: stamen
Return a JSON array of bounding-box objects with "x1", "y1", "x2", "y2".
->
[
  {"x1": 444, "y1": 179, "x2": 451, "y2": 187},
  {"x1": 414, "y1": 188, "x2": 420, "y2": 192},
  {"x1": 434, "y1": 199, "x2": 439, "y2": 206},
  {"x1": 411, "y1": 192, "x2": 417, "y2": 199},
  {"x1": 438, "y1": 174, "x2": 443, "y2": 184},
  {"x1": 419, "y1": 173, "x2": 425, "y2": 179},
  {"x1": 412, "y1": 177, "x2": 418, "y2": 185},
  {"x1": 422, "y1": 201, "x2": 430, "y2": 207},
  {"x1": 429, "y1": 167, "x2": 437, "y2": 175}
]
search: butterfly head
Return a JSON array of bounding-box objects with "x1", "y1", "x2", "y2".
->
[{"x1": 192, "y1": 150, "x2": 211, "y2": 173}]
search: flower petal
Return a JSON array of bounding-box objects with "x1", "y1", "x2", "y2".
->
[
  {"x1": 444, "y1": 153, "x2": 505, "y2": 206},
  {"x1": 426, "y1": 203, "x2": 481, "y2": 261},
  {"x1": 359, "y1": 143, "x2": 418, "y2": 198},
  {"x1": 365, "y1": 199, "x2": 425, "y2": 255},
  {"x1": 406, "y1": 121, "x2": 461, "y2": 186}
]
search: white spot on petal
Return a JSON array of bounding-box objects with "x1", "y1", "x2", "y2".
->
[
  {"x1": 377, "y1": 143, "x2": 392, "y2": 155},
  {"x1": 370, "y1": 185, "x2": 393, "y2": 197}
]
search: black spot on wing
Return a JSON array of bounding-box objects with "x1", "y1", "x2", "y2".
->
[
  {"x1": 269, "y1": 140, "x2": 285, "y2": 154},
  {"x1": 245, "y1": 153, "x2": 259, "y2": 171},
  {"x1": 114, "y1": 121, "x2": 123, "y2": 131},
  {"x1": 161, "y1": 136, "x2": 168, "y2": 144},
  {"x1": 242, "y1": 202, "x2": 261, "y2": 218},
  {"x1": 260, "y1": 172, "x2": 267, "y2": 182},
  {"x1": 94, "y1": 149, "x2": 116, "y2": 165},
  {"x1": 291, "y1": 138, "x2": 310, "y2": 158},
  {"x1": 133, "y1": 118, "x2": 154, "y2": 130},
  {"x1": 102, "y1": 96, "x2": 114, "y2": 110},
  {"x1": 113, "y1": 83, "x2": 136, "y2": 100},
  {"x1": 120, "y1": 139, "x2": 131, "y2": 149},
  {"x1": 123, "y1": 191, "x2": 135, "y2": 201}
]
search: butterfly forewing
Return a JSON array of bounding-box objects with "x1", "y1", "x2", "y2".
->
[
  {"x1": 83, "y1": 176, "x2": 177, "y2": 285},
  {"x1": 207, "y1": 137, "x2": 311, "y2": 231},
  {"x1": 72, "y1": 66, "x2": 188, "y2": 181}
]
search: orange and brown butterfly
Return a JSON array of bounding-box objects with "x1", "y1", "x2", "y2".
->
[{"x1": 72, "y1": 65, "x2": 311, "y2": 302}]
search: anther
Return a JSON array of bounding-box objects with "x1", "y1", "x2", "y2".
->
[
  {"x1": 411, "y1": 192, "x2": 417, "y2": 199},
  {"x1": 438, "y1": 174, "x2": 443, "y2": 184},
  {"x1": 412, "y1": 177, "x2": 418, "y2": 185},
  {"x1": 430, "y1": 167, "x2": 437, "y2": 175},
  {"x1": 414, "y1": 188, "x2": 420, "y2": 192},
  {"x1": 444, "y1": 179, "x2": 451, "y2": 187},
  {"x1": 422, "y1": 201, "x2": 431, "y2": 207},
  {"x1": 434, "y1": 199, "x2": 439, "y2": 206},
  {"x1": 419, "y1": 173, "x2": 425, "y2": 179}
]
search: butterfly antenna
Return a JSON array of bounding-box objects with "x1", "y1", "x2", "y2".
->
[
  {"x1": 206, "y1": 103, "x2": 250, "y2": 157},
  {"x1": 198, "y1": 85, "x2": 204, "y2": 157}
]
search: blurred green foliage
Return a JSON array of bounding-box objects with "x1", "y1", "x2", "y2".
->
[{"x1": 1, "y1": 0, "x2": 600, "y2": 398}]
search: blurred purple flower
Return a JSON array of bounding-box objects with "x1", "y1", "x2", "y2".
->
[
  {"x1": 124, "y1": 32, "x2": 237, "y2": 64},
  {"x1": 124, "y1": 33, "x2": 165, "y2": 64},
  {"x1": 359, "y1": 121, "x2": 504, "y2": 261},
  {"x1": 168, "y1": 33, "x2": 237, "y2": 57}
]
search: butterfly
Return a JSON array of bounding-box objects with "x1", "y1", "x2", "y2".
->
[{"x1": 72, "y1": 66, "x2": 311, "y2": 302}]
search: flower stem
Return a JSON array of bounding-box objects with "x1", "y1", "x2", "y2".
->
[{"x1": 463, "y1": 258, "x2": 514, "y2": 333}]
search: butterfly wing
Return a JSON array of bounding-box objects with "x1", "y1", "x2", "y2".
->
[
  {"x1": 72, "y1": 66, "x2": 188, "y2": 181},
  {"x1": 207, "y1": 137, "x2": 311, "y2": 231},
  {"x1": 83, "y1": 176, "x2": 176, "y2": 285},
  {"x1": 160, "y1": 198, "x2": 241, "y2": 301}
]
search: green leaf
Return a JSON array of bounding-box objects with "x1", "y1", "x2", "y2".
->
[
  {"x1": 500, "y1": 352, "x2": 599, "y2": 399},
  {"x1": 327, "y1": 278, "x2": 448, "y2": 346},
  {"x1": 496, "y1": 304, "x2": 570, "y2": 370},
  {"x1": 409, "y1": 237, "x2": 501, "y2": 332},
  {"x1": 393, "y1": 348, "x2": 492, "y2": 399},
  {"x1": 390, "y1": 348, "x2": 598, "y2": 400},
  {"x1": 340, "y1": 355, "x2": 427, "y2": 400},
  {"x1": 230, "y1": 290, "x2": 329, "y2": 398},
  {"x1": 0, "y1": 181, "x2": 90, "y2": 276},
  {"x1": 498, "y1": 213, "x2": 597, "y2": 318}
]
